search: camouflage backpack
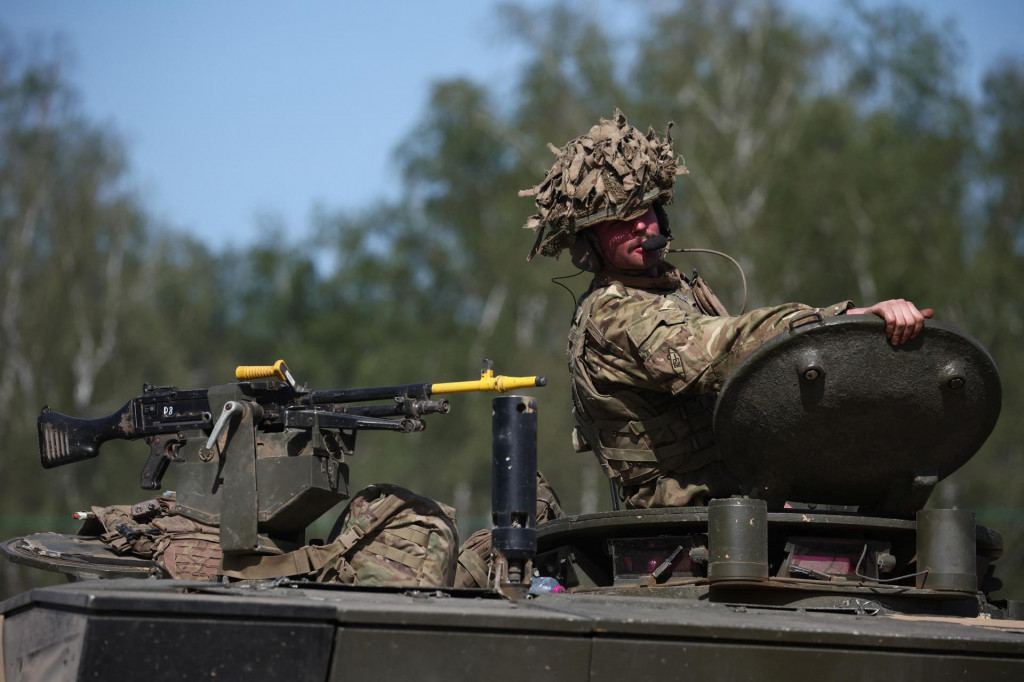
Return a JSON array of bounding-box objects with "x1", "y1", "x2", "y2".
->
[
  {"x1": 319, "y1": 483, "x2": 459, "y2": 587},
  {"x1": 454, "y1": 471, "x2": 564, "y2": 588},
  {"x1": 222, "y1": 484, "x2": 459, "y2": 588}
]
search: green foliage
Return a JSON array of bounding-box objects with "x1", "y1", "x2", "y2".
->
[{"x1": 3, "y1": 2, "x2": 1024, "y2": 600}]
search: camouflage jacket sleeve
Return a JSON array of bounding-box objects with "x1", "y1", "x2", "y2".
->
[{"x1": 586, "y1": 286, "x2": 852, "y2": 396}]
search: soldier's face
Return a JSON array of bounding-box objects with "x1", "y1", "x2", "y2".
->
[{"x1": 593, "y1": 206, "x2": 661, "y2": 272}]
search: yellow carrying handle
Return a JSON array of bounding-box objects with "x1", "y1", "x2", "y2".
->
[
  {"x1": 432, "y1": 367, "x2": 547, "y2": 395},
  {"x1": 235, "y1": 359, "x2": 297, "y2": 388}
]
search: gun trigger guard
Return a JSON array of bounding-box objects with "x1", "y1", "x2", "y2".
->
[{"x1": 140, "y1": 433, "x2": 184, "y2": 490}]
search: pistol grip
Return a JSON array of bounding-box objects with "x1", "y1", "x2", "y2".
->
[{"x1": 140, "y1": 434, "x2": 183, "y2": 490}]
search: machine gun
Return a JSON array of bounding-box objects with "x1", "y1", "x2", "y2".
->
[{"x1": 37, "y1": 359, "x2": 545, "y2": 555}]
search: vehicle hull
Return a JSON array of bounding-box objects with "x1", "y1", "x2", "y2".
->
[{"x1": 3, "y1": 578, "x2": 1023, "y2": 682}]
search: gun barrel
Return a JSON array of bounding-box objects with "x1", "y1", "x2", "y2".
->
[
  {"x1": 308, "y1": 383, "x2": 433, "y2": 404},
  {"x1": 309, "y1": 374, "x2": 546, "y2": 404}
]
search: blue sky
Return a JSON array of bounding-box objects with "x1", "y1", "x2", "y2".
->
[{"x1": 3, "y1": 1, "x2": 1022, "y2": 251}]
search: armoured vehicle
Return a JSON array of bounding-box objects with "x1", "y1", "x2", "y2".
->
[{"x1": 2, "y1": 317, "x2": 1023, "y2": 681}]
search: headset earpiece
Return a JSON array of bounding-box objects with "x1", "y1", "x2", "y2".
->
[
  {"x1": 570, "y1": 231, "x2": 605, "y2": 272},
  {"x1": 653, "y1": 202, "x2": 672, "y2": 241}
]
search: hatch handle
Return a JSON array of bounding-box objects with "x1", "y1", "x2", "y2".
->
[{"x1": 787, "y1": 311, "x2": 824, "y2": 333}]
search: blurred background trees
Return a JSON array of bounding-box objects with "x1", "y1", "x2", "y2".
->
[{"x1": 2, "y1": 0, "x2": 1023, "y2": 598}]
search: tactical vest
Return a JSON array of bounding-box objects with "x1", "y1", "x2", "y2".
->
[{"x1": 567, "y1": 271, "x2": 727, "y2": 488}]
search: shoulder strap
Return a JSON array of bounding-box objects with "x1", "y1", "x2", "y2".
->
[
  {"x1": 455, "y1": 529, "x2": 494, "y2": 588},
  {"x1": 457, "y1": 544, "x2": 492, "y2": 588},
  {"x1": 567, "y1": 291, "x2": 606, "y2": 456},
  {"x1": 690, "y1": 275, "x2": 729, "y2": 316},
  {"x1": 220, "y1": 491, "x2": 408, "y2": 580}
]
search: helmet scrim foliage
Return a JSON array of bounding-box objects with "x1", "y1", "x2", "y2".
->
[{"x1": 519, "y1": 109, "x2": 688, "y2": 260}]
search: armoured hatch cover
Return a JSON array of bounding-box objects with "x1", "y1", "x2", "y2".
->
[{"x1": 713, "y1": 315, "x2": 1001, "y2": 516}]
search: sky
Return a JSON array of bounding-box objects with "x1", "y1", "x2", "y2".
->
[{"x1": 3, "y1": 1, "x2": 1023, "y2": 251}]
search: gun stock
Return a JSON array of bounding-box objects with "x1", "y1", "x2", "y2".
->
[{"x1": 38, "y1": 401, "x2": 134, "y2": 468}]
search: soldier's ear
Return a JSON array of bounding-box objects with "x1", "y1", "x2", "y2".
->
[{"x1": 570, "y1": 232, "x2": 604, "y2": 272}]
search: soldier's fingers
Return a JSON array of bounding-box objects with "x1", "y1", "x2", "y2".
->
[
  {"x1": 910, "y1": 306, "x2": 926, "y2": 341},
  {"x1": 878, "y1": 301, "x2": 897, "y2": 340},
  {"x1": 902, "y1": 300, "x2": 919, "y2": 345},
  {"x1": 882, "y1": 299, "x2": 902, "y2": 345},
  {"x1": 921, "y1": 308, "x2": 934, "y2": 318},
  {"x1": 901, "y1": 300, "x2": 918, "y2": 345},
  {"x1": 893, "y1": 300, "x2": 912, "y2": 345}
]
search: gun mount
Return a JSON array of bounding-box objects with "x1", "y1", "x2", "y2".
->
[{"x1": 20, "y1": 360, "x2": 546, "y2": 570}]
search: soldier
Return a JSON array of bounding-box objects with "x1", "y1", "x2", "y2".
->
[{"x1": 520, "y1": 110, "x2": 932, "y2": 509}]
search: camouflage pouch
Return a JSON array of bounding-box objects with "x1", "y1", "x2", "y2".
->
[
  {"x1": 318, "y1": 484, "x2": 459, "y2": 588},
  {"x1": 151, "y1": 515, "x2": 222, "y2": 581},
  {"x1": 90, "y1": 502, "x2": 164, "y2": 558},
  {"x1": 90, "y1": 499, "x2": 221, "y2": 580}
]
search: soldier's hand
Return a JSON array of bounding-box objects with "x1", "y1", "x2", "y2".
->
[{"x1": 845, "y1": 299, "x2": 934, "y2": 345}]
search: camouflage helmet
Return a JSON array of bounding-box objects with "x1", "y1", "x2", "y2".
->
[{"x1": 520, "y1": 109, "x2": 688, "y2": 261}]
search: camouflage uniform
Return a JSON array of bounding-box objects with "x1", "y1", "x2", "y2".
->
[{"x1": 569, "y1": 263, "x2": 852, "y2": 508}]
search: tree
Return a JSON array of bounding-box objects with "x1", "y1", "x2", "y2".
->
[{"x1": 0, "y1": 32, "x2": 228, "y2": 597}]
